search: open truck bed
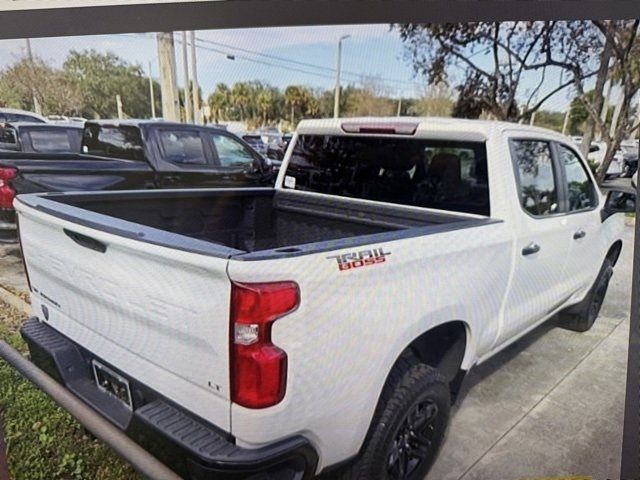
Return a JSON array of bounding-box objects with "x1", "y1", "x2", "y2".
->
[{"x1": 17, "y1": 187, "x2": 490, "y2": 260}]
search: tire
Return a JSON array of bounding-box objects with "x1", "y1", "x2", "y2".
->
[
  {"x1": 337, "y1": 355, "x2": 450, "y2": 480},
  {"x1": 559, "y1": 258, "x2": 613, "y2": 332}
]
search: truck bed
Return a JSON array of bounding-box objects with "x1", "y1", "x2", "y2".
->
[{"x1": 17, "y1": 188, "x2": 491, "y2": 259}]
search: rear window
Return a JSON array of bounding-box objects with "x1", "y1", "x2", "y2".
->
[
  {"x1": 27, "y1": 129, "x2": 78, "y2": 153},
  {"x1": 286, "y1": 135, "x2": 490, "y2": 216},
  {"x1": 82, "y1": 124, "x2": 145, "y2": 161}
]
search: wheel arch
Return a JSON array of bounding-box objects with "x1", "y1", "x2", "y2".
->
[{"x1": 406, "y1": 320, "x2": 470, "y2": 383}]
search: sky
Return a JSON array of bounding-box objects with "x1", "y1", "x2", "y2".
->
[{"x1": 0, "y1": 24, "x2": 589, "y2": 112}]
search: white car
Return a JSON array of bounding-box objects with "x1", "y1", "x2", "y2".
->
[{"x1": 14, "y1": 118, "x2": 631, "y2": 479}]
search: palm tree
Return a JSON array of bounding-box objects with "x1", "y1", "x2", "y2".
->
[
  {"x1": 231, "y1": 82, "x2": 251, "y2": 121},
  {"x1": 284, "y1": 85, "x2": 305, "y2": 125},
  {"x1": 256, "y1": 88, "x2": 275, "y2": 126},
  {"x1": 208, "y1": 83, "x2": 230, "y2": 123}
]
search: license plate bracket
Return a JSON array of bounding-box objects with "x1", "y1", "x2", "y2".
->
[{"x1": 92, "y1": 360, "x2": 133, "y2": 410}]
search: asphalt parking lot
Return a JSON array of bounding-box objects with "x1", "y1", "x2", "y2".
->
[{"x1": 0, "y1": 221, "x2": 635, "y2": 480}]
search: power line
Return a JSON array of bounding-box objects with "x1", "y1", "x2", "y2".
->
[
  {"x1": 128, "y1": 32, "x2": 423, "y2": 96},
  {"x1": 195, "y1": 36, "x2": 419, "y2": 87}
]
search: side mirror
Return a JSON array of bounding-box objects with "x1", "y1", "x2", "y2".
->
[{"x1": 602, "y1": 189, "x2": 636, "y2": 221}]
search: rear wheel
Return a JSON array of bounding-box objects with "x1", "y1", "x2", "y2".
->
[
  {"x1": 339, "y1": 357, "x2": 450, "y2": 480},
  {"x1": 559, "y1": 258, "x2": 613, "y2": 332}
]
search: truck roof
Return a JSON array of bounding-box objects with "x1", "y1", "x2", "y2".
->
[
  {"x1": 296, "y1": 117, "x2": 572, "y2": 143},
  {"x1": 0, "y1": 108, "x2": 48, "y2": 123},
  {"x1": 86, "y1": 119, "x2": 228, "y2": 132},
  {"x1": 1, "y1": 121, "x2": 83, "y2": 130}
]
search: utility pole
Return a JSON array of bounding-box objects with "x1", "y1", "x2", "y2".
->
[
  {"x1": 189, "y1": 31, "x2": 201, "y2": 124},
  {"x1": 181, "y1": 31, "x2": 192, "y2": 123},
  {"x1": 397, "y1": 97, "x2": 402, "y2": 117},
  {"x1": 156, "y1": 32, "x2": 180, "y2": 122},
  {"x1": 333, "y1": 35, "x2": 350, "y2": 119},
  {"x1": 148, "y1": 61, "x2": 156, "y2": 118},
  {"x1": 25, "y1": 39, "x2": 42, "y2": 115},
  {"x1": 116, "y1": 95, "x2": 124, "y2": 119}
]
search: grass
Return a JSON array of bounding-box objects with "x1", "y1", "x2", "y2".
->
[{"x1": 0, "y1": 302, "x2": 140, "y2": 480}]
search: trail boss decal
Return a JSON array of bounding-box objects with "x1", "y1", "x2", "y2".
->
[{"x1": 327, "y1": 247, "x2": 391, "y2": 271}]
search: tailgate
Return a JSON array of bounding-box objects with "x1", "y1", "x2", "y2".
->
[{"x1": 15, "y1": 197, "x2": 233, "y2": 431}]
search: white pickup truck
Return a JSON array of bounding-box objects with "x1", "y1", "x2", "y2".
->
[{"x1": 14, "y1": 118, "x2": 635, "y2": 480}]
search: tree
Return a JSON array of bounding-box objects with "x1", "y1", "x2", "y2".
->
[
  {"x1": 396, "y1": 21, "x2": 602, "y2": 121},
  {"x1": 408, "y1": 83, "x2": 455, "y2": 117},
  {"x1": 568, "y1": 91, "x2": 593, "y2": 135},
  {"x1": 63, "y1": 50, "x2": 158, "y2": 119},
  {"x1": 208, "y1": 83, "x2": 231, "y2": 123},
  {"x1": 0, "y1": 58, "x2": 83, "y2": 115},
  {"x1": 284, "y1": 86, "x2": 305, "y2": 125},
  {"x1": 341, "y1": 78, "x2": 396, "y2": 117},
  {"x1": 231, "y1": 82, "x2": 251, "y2": 121},
  {"x1": 570, "y1": 20, "x2": 640, "y2": 183}
]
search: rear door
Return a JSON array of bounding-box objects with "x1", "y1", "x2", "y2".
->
[
  {"x1": 499, "y1": 138, "x2": 573, "y2": 344},
  {"x1": 554, "y1": 142, "x2": 602, "y2": 292},
  {"x1": 16, "y1": 199, "x2": 233, "y2": 430}
]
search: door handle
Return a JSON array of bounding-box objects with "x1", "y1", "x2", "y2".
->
[
  {"x1": 164, "y1": 175, "x2": 180, "y2": 184},
  {"x1": 573, "y1": 230, "x2": 586, "y2": 240},
  {"x1": 522, "y1": 242, "x2": 541, "y2": 256},
  {"x1": 64, "y1": 229, "x2": 107, "y2": 253}
]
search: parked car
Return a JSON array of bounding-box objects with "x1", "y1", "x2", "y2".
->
[
  {"x1": 0, "y1": 122, "x2": 83, "y2": 153},
  {"x1": 0, "y1": 120, "x2": 275, "y2": 241},
  {"x1": 619, "y1": 139, "x2": 639, "y2": 177},
  {"x1": 14, "y1": 118, "x2": 630, "y2": 479},
  {"x1": 0, "y1": 107, "x2": 47, "y2": 124},
  {"x1": 241, "y1": 132, "x2": 286, "y2": 161},
  {"x1": 588, "y1": 141, "x2": 624, "y2": 178}
]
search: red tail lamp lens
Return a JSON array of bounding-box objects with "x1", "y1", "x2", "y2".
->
[{"x1": 230, "y1": 281, "x2": 299, "y2": 409}]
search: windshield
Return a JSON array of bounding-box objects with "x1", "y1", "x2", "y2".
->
[{"x1": 286, "y1": 135, "x2": 490, "y2": 216}]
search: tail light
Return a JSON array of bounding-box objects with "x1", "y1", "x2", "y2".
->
[
  {"x1": 230, "y1": 281, "x2": 299, "y2": 409},
  {"x1": 0, "y1": 167, "x2": 17, "y2": 209}
]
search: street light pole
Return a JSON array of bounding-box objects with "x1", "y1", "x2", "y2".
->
[{"x1": 333, "y1": 35, "x2": 350, "y2": 119}]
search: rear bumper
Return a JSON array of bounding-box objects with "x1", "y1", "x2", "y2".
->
[
  {"x1": 0, "y1": 209, "x2": 16, "y2": 242},
  {"x1": 20, "y1": 317, "x2": 318, "y2": 479}
]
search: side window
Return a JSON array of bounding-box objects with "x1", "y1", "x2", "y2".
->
[
  {"x1": 0, "y1": 128, "x2": 17, "y2": 148},
  {"x1": 512, "y1": 140, "x2": 558, "y2": 217},
  {"x1": 558, "y1": 144, "x2": 598, "y2": 212},
  {"x1": 158, "y1": 130, "x2": 207, "y2": 166},
  {"x1": 28, "y1": 130, "x2": 74, "y2": 153},
  {"x1": 211, "y1": 134, "x2": 256, "y2": 167}
]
